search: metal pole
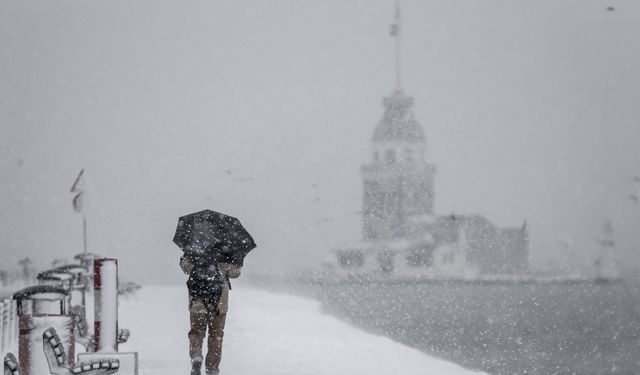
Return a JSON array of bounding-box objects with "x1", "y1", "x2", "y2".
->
[
  {"x1": 0, "y1": 302, "x2": 4, "y2": 353},
  {"x1": 94, "y1": 259, "x2": 118, "y2": 352},
  {"x1": 3, "y1": 300, "x2": 9, "y2": 353},
  {"x1": 11, "y1": 300, "x2": 18, "y2": 352},
  {"x1": 394, "y1": 1, "x2": 402, "y2": 90},
  {"x1": 83, "y1": 214, "x2": 88, "y2": 254}
]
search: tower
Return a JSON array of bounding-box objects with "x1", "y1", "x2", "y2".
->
[
  {"x1": 361, "y1": 2, "x2": 436, "y2": 240},
  {"x1": 361, "y1": 90, "x2": 436, "y2": 240}
]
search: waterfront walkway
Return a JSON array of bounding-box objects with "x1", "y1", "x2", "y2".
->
[{"x1": 119, "y1": 285, "x2": 487, "y2": 375}]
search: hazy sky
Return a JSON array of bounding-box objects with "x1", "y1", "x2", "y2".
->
[{"x1": 1, "y1": 0, "x2": 639, "y2": 283}]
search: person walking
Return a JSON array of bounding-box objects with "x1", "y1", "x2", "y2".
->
[
  {"x1": 173, "y1": 209, "x2": 256, "y2": 375},
  {"x1": 180, "y1": 249, "x2": 241, "y2": 375}
]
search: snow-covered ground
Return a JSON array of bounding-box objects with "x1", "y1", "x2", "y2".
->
[{"x1": 119, "y1": 285, "x2": 487, "y2": 375}]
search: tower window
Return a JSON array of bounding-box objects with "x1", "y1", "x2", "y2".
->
[
  {"x1": 442, "y1": 252, "x2": 455, "y2": 265},
  {"x1": 338, "y1": 251, "x2": 364, "y2": 268},
  {"x1": 378, "y1": 250, "x2": 395, "y2": 273},
  {"x1": 405, "y1": 148, "x2": 414, "y2": 162},
  {"x1": 385, "y1": 150, "x2": 396, "y2": 163}
]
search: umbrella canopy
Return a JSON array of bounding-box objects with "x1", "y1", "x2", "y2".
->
[{"x1": 173, "y1": 209, "x2": 256, "y2": 267}]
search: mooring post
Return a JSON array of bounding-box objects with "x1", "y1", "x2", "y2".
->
[{"x1": 94, "y1": 258, "x2": 118, "y2": 353}]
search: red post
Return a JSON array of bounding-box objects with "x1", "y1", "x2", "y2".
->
[{"x1": 94, "y1": 258, "x2": 118, "y2": 352}]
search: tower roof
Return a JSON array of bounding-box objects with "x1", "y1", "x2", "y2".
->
[{"x1": 372, "y1": 89, "x2": 425, "y2": 143}]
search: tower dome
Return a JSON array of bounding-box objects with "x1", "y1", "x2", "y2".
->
[{"x1": 372, "y1": 89, "x2": 425, "y2": 144}]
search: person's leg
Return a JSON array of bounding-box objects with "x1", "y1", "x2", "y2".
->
[
  {"x1": 189, "y1": 311, "x2": 208, "y2": 373},
  {"x1": 205, "y1": 313, "x2": 227, "y2": 374}
]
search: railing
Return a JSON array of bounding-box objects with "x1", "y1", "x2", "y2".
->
[
  {"x1": 0, "y1": 298, "x2": 18, "y2": 358},
  {"x1": 2, "y1": 253, "x2": 139, "y2": 375}
]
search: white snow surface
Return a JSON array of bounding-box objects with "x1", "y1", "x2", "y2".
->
[{"x1": 119, "y1": 285, "x2": 487, "y2": 375}]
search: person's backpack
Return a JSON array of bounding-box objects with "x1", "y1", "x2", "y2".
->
[{"x1": 186, "y1": 263, "x2": 225, "y2": 315}]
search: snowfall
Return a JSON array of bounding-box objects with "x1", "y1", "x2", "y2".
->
[{"x1": 119, "y1": 285, "x2": 488, "y2": 375}]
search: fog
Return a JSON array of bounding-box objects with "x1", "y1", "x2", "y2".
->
[{"x1": 1, "y1": 0, "x2": 639, "y2": 284}]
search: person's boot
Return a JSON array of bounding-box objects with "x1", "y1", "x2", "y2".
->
[
  {"x1": 191, "y1": 355, "x2": 203, "y2": 375},
  {"x1": 205, "y1": 368, "x2": 219, "y2": 375}
]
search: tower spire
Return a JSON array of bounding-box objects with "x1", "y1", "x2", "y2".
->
[{"x1": 390, "y1": 1, "x2": 402, "y2": 90}]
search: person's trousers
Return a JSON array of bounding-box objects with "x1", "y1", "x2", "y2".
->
[{"x1": 188, "y1": 311, "x2": 227, "y2": 371}]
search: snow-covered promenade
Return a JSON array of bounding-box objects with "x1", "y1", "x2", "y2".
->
[{"x1": 119, "y1": 285, "x2": 487, "y2": 375}]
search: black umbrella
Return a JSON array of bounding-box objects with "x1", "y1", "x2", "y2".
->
[{"x1": 173, "y1": 209, "x2": 256, "y2": 267}]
